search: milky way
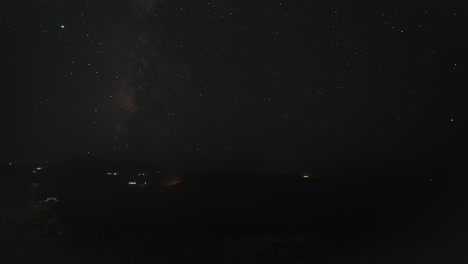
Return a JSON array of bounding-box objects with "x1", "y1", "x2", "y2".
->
[{"x1": 1, "y1": 1, "x2": 462, "y2": 171}]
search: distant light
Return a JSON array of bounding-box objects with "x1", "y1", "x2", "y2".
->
[
  {"x1": 106, "y1": 172, "x2": 112, "y2": 175},
  {"x1": 60, "y1": 25, "x2": 65, "y2": 29},
  {"x1": 165, "y1": 178, "x2": 183, "y2": 186},
  {"x1": 114, "y1": 172, "x2": 118, "y2": 176},
  {"x1": 303, "y1": 175, "x2": 310, "y2": 179},
  {"x1": 129, "y1": 182, "x2": 137, "y2": 185},
  {"x1": 37, "y1": 167, "x2": 42, "y2": 170},
  {"x1": 32, "y1": 171, "x2": 36, "y2": 174}
]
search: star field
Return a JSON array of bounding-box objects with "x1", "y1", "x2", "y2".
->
[{"x1": 1, "y1": 0, "x2": 462, "y2": 171}]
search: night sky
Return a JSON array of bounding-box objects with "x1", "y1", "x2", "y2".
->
[{"x1": 1, "y1": 0, "x2": 462, "y2": 172}]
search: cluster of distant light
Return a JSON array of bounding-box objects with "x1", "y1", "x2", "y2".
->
[
  {"x1": 32, "y1": 167, "x2": 43, "y2": 174},
  {"x1": 128, "y1": 181, "x2": 147, "y2": 185},
  {"x1": 106, "y1": 171, "x2": 159, "y2": 176},
  {"x1": 105, "y1": 171, "x2": 152, "y2": 186}
]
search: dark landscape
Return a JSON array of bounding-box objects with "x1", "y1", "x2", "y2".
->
[{"x1": 1, "y1": 158, "x2": 466, "y2": 263}]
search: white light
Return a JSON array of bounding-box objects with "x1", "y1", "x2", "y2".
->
[
  {"x1": 303, "y1": 175, "x2": 310, "y2": 179},
  {"x1": 37, "y1": 167, "x2": 42, "y2": 170},
  {"x1": 129, "y1": 182, "x2": 137, "y2": 185},
  {"x1": 60, "y1": 25, "x2": 65, "y2": 29}
]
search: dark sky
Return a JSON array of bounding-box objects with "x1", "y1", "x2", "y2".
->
[{"x1": 1, "y1": 0, "x2": 462, "y2": 172}]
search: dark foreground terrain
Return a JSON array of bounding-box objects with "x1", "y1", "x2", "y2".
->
[{"x1": 1, "y1": 163, "x2": 467, "y2": 263}]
